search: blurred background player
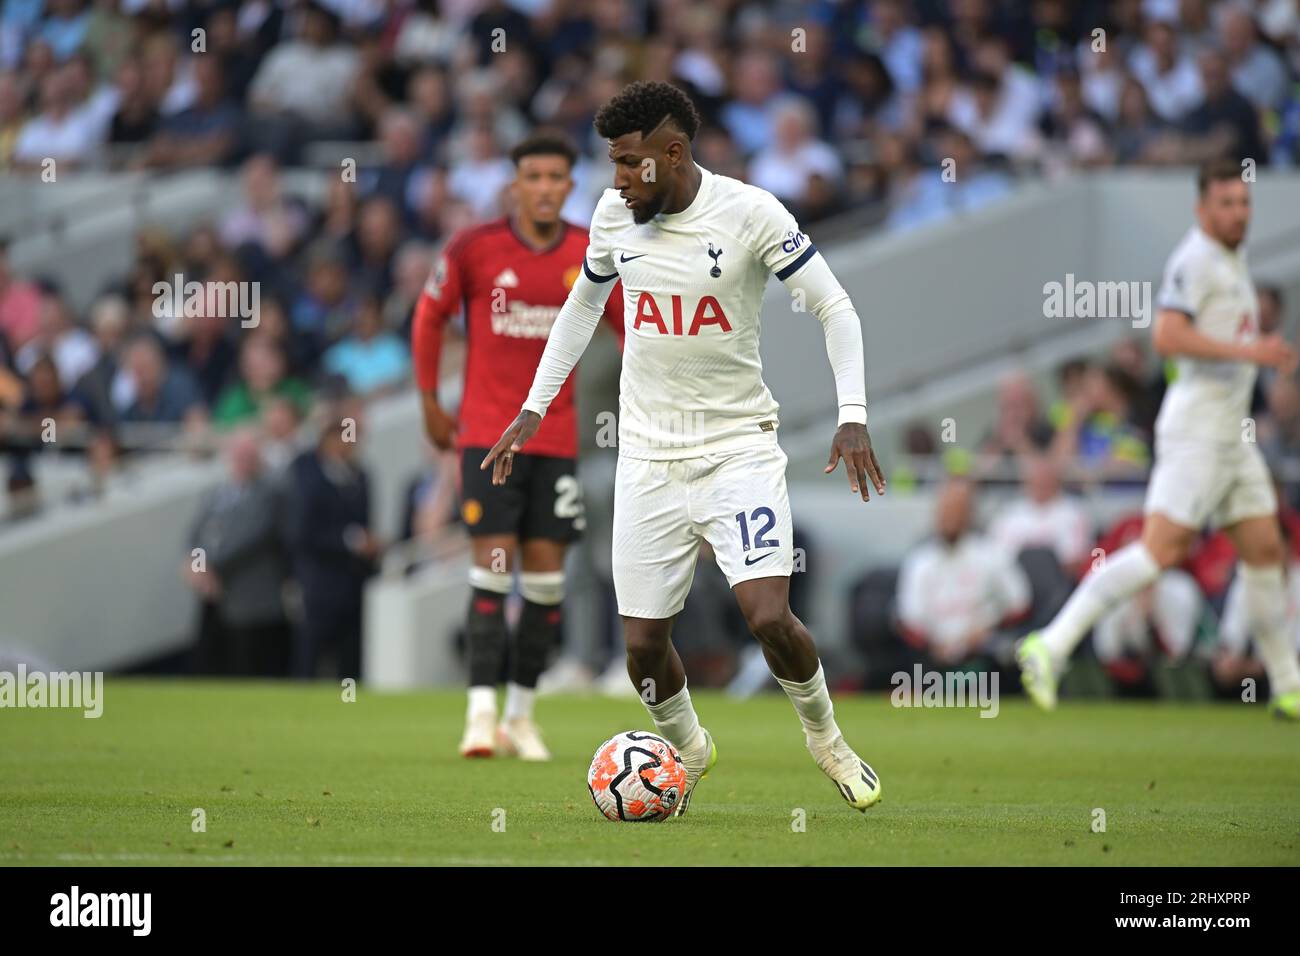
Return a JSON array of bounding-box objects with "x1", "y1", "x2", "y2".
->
[
  {"x1": 484, "y1": 82, "x2": 886, "y2": 814},
  {"x1": 411, "y1": 133, "x2": 622, "y2": 760},
  {"x1": 1019, "y1": 159, "x2": 1300, "y2": 719}
]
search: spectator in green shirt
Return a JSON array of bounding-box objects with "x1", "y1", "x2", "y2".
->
[{"x1": 213, "y1": 334, "x2": 311, "y2": 429}]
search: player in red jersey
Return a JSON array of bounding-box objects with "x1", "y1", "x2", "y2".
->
[{"x1": 412, "y1": 133, "x2": 622, "y2": 760}]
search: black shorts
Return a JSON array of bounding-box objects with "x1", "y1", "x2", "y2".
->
[{"x1": 459, "y1": 446, "x2": 585, "y2": 542}]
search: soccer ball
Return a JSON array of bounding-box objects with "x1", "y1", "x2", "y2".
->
[{"x1": 587, "y1": 730, "x2": 687, "y2": 822}]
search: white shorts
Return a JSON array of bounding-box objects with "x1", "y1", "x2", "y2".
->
[
  {"x1": 612, "y1": 442, "x2": 794, "y2": 619},
  {"x1": 1144, "y1": 438, "x2": 1276, "y2": 530}
]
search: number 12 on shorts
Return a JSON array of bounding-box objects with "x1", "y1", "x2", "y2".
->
[{"x1": 735, "y1": 507, "x2": 778, "y2": 552}]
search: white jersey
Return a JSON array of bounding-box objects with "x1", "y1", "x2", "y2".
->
[
  {"x1": 896, "y1": 534, "x2": 1031, "y2": 651},
  {"x1": 1154, "y1": 226, "x2": 1259, "y2": 444},
  {"x1": 583, "y1": 165, "x2": 822, "y2": 459},
  {"x1": 989, "y1": 495, "x2": 1093, "y2": 569}
]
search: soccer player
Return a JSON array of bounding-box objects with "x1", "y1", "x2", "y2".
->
[
  {"x1": 1018, "y1": 159, "x2": 1300, "y2": 719},
  {"x1": 412, "y1": 132, "x2": 623, "y2": 760},
  {"x1": 482, "y1": 82, "x2": 886, "y2": 814}
]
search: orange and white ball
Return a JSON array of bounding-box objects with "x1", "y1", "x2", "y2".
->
[{"x1": 587, "y1": 730, "x2": 687, "y2": 822}]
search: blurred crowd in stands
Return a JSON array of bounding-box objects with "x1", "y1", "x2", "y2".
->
[
  {"x1": 2, "y1": 0, "x2": 1300, "y2": 222},
  {"x1": 2, "y1": 0, "x2": 1300, "y2": 686},
  {"x1": 4, "y1": 0, "x2": 1300, "y2": 490}
]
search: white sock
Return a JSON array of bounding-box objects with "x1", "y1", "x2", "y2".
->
[
  {"x1": 1239, "y1": 563, "x2": 1300, "y2": 696},
  {"x1": 644, "y1": 683, "x2": 707, "y2": 758},
  {"x1": 1042, "y1": 542, "x2": 1160, "y2": 667},
  {"x1": 1152, "y1": 571, "x2": 1201, "y2": 659},
  {"x1": 467, "y1": 685, "x2": 496, "y2": 718},
  {"x1": 503, "y1": 682, "x2": 534, "y2": 722},
  {"x1": 775, "y1": 663, "x2": 841, "y2": 747}
]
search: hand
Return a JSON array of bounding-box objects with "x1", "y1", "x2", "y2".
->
[
  {"x1": 824, "y1": 422, "x2": 886, "y2": 501},
  {"x1": 420, "y1": 393, "x2": 458, "y2": 450},
  {"x1": 481, "y1": 410, "x2": 541, "y2": 486},
  {"x1": 1242, "y1": 334, "x2": 1298, "y2": 373}
]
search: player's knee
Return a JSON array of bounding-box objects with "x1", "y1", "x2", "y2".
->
[
  {"x1": 1238, "y1": 519, "x2": 1287, "y2": 566},
  {"x1": 1243, "y1": 539, "x2": 1286, "y2": 567},
  {"x1": 1149, "y1": 541, "x2": 1185, "y2": 570},
  {"x1": 1141, "y1": 528, "x2": 1192, "y2": 570},
  {"x1": 744, "y1": 604, "x2": 796, "y2": 646},
  {"x1": 623, "y1": 623, "x2": 671, "y2": 666}
]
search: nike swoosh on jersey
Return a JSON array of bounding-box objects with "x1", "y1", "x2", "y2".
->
[
  {"x1": 743, "y1": 551, "x2": 776, "y2": 566},
  {"x1": 619, "y1": 253, "x2": 647, "y2": 262}
]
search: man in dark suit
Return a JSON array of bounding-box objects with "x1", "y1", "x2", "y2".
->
[
  {"x1": 286, "y1": 401, "x2": 382, "y2": 679},
  {"x1": 187, "y1": 427, "x2": 292, "y2": 676}
]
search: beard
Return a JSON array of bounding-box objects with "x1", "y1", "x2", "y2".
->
[{"x1": 630, "y1": 192, "x2": 666, "y2": 225}]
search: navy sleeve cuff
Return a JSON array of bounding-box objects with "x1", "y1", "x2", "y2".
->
[
  {"x1": 774, "y1": 244, "x2": 818, "y2": 281},
  {"x1": 583, "y1": 260, "x2": 618, "y2": 283}
]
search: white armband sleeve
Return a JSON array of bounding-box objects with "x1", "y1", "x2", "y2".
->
[
  {"x1": 521, "y1": 265, "x2": 616, "y2": 418},
  {"x1": 779, "y1": 252, "x2": 868, "y2": 425}
]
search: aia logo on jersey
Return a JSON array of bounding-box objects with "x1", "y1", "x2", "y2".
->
[
  {"x1": 1237, "y1": 311, "x2": 1257, "y2": 338},
  {"x1": 632, "y1": 292, "x2": 732, "y2": 335}
]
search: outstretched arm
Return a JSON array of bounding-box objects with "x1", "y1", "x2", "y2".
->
[{"x1": 779, "y1": 252, "x2": 885, "y2": 500}]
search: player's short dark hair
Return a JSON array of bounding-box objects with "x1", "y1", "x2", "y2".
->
[
  {"x1": 509, "y1": 132, "x2": 577, "y2": 168},
  {"x1": 1198, "y1": 157, "x2": 1244, "y2": 195},
  {"x1": 594, "y1": 81, "x2": 701, "y2": 142}
]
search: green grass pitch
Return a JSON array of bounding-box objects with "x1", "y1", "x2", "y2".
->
[{"x1": 1, "y1": 679, "x2": 1298, "y2": 866}]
